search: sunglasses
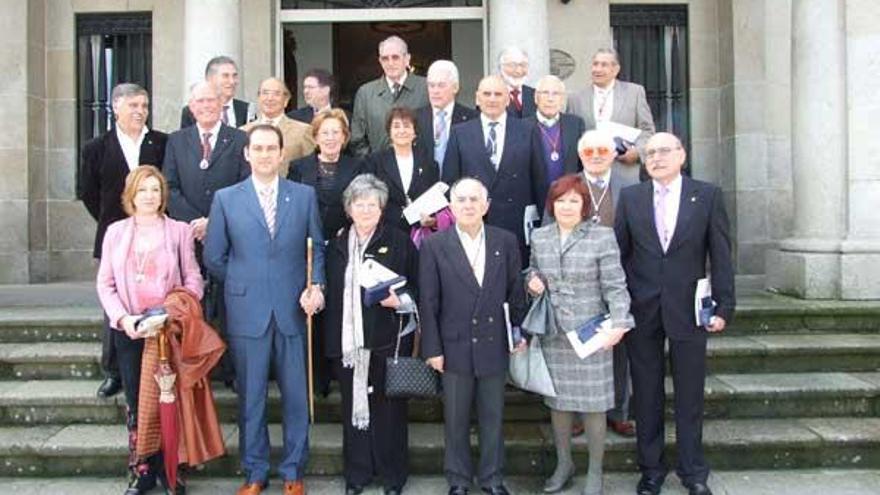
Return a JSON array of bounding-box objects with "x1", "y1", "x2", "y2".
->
[{"x1": 581, "y1": 147, "x2": 612, "y2": 158}]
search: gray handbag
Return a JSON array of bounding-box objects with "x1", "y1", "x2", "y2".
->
[
  {"x1": 509, "y1": 336, "x2": 557, "y2": 397},
  {"x1": 521, "y1": 291, "x2": 557, "y2": 336}
]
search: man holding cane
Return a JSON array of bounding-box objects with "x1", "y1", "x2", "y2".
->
[{"x1": 204, "y1": 124, "x2": 325, "y2": 495}]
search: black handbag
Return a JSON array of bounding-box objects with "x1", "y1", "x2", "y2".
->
[{"x1": 385, "y1": 315, "x2": 442, "y2": 399}]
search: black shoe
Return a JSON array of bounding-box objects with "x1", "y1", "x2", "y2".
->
[
  {"x1": 636, "y1": 476, "x2": 663, "y2": 495},
  {"x1": 684, "y1": 482, "x2": 712, "y2": 495},
  {"x1": 225, "y1": 378, "x2": 238, "y2": 393},
  {"x1": 346, "y1": 484, "x2": 365, "y2": 495},
  {"x1": 97, "y1": 376, "x2": 122, "y2": 398},
  {"x1": 448, "y1": 487, "x2": 469, "y2": 495},
  {"x1": 123, "y1": 472, "x2": 157, "y2": 495},
  {"x1": 481, "y1": 486, "x2": 510, "y2": 495}
]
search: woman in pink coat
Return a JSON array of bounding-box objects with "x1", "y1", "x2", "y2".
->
[{"x1": 96, "y1": 165, "x2": 203, "y2": 495}]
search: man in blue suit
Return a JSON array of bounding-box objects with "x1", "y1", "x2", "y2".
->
[
  {"x1": 442, "y1": 75, "x2": 542, "y2": 262},
  {"x1": 204, "y1": 124, "x2": 326, "y2": 495}
]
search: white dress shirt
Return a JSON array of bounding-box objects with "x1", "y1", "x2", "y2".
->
[
  {"x1": 456, "y1": 224, "x2": 486, "y2": 287},
  {"x1": 536, "y1": 112, "x2": 560, "y2": 128},
  {"x1": 115, "y1": 126, "x2": 148, "y2": 171},
  {"x1": 396, "y1": 153, "x2": 415, "y2": 193},
  {"x1": 592, "y1": 80, "x2": 616, "y2": 123},
  {"x1": 196, "y1": 120, "x2": 222, "y2": 151},
  {"x1": 387, "y1": 72, "x2": 408, "y2": 92},
  {"x1": 653, "y1": 174, "x2": 682, "y2": 251},
  {"x1": 480, "y1": 112, "x2": 507, "y2": 168}
]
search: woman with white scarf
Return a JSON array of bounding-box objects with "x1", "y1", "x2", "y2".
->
[{"x1": 323, "y1": 174, "x2": 420, "y2": 495}]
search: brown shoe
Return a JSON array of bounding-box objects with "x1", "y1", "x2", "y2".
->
[
  {"x1": 571, "y1": 420, "x2": 585, "y2": 437},
  {"x1": 236, "y1": 481, "x2": 266, "y2": 495},
  {"x1": 284, "y1": 479, "x2": 305, "y2": 495},
  {"x1": 608, "y1": 419, "x2": 636, "y2": 437}
]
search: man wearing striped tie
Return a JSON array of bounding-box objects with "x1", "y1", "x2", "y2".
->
[{"x1": 204, "y1": 124, "x2": 326, "y2": 495}]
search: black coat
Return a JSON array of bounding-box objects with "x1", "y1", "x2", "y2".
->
[
  {"x1": 365, "y1": 147, "x2": 440, "y2": 233},
  {"x1": 79, "y1": 129, "x2": 168, "y2": 258},
  {"x1": 614, "y1": 176, "x2": 736, "y2": 340},
  {"x1": 287, "y1": 106, "x2": 314, "y2": 125},
  {"x1": 442, "y1": 115, "x2": 542, "y2": 257},
  {"x1": 526, "y1": 112, "x2": 586, "y2": 210},
  {"x1": 419, "y1": 225, "x2": 526, "y2": 377},
  {"x1": 288, "y1": 153, "x2": 364, "y2": 240},
  {"x1": 324, "y1": 223, "x2": 419, "y2": 357},
  {"x1": 179, "y1": 98, "x2": 249, "y2": 129},
  {"x1": 163, "y1": 124, "x2": 250, "y2": 223},
  {"x1": 507, "y1": 84, "x2": 537, "y2": 119},
  {"x1": 413, "y1": 103, "x2": 479, "y2": 158}
]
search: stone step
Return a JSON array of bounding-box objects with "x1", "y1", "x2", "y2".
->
[
  {"x1": 2, "y1": 332, "x2": 879, "y2": 381},
  {"x1": 1, "y1": 417, "x2": 879, "y2": 477},
  {"x1": 4, "y1": 470, "x2": 880, "y2": 494},
  {"x1": 1, "y1": 372, "x2": 878, "y2": 426}
]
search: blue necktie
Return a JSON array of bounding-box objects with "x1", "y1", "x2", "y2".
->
[
  {"x1": 434, "y1": 109, "x2": 448, "y2": 167},
  {"x1": 486, "y1": 121, "x2": 499, "y2": 167}
]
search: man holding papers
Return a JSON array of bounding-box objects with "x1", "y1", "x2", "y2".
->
[
  {"x1": 568, "y1": 48, "x2": 655, "y2": 184},
  {"x1": 420, "y1": 178, "x2": 527, "y2": 495},
  {"x1": 614, "y1": 132, "x2": 735, "y2": 495}
]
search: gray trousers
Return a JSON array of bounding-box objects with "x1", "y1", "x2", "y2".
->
[
  {"x1": 607, "y1": 342, "x2": 632, "y2": 422},
  {"x1": 442, "y1": 371, "x2": 506, "y2": 488}
]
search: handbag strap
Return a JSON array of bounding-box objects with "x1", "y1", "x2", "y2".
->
[{"x1": 393, "y1": 303, "x2": 422, "y2": 361}]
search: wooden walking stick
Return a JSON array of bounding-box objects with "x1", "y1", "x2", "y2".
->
[{"x1": 306, "y1": 237, "x2": 315, "y2": 423}]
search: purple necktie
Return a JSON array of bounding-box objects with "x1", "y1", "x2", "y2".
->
[{"x1": 654, "y1": 185, "x2": 669, "y2": 251}]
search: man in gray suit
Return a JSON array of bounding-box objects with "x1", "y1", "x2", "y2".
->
[
  {"x1": 350, "y1": 35, "x2": 429, "y2": 156},
  {"x1": 567, "y1": 48, "x2": 655, "y2": 184}
]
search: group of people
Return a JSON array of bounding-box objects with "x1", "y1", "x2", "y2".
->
[{"x1": 82, "y1": 32, "x2": 735, "y2": 495}]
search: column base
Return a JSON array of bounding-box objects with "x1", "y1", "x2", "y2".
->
[
  {"x1": 840, "y1": 240, "x2": 880, "y2": 300},
  {"x1": 765, "y1": 248, "x2": 840, "y2": 299}
]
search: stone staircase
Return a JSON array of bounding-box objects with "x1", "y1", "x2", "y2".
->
[{"x1": 0, "y1": 285, "x2": 879, "y2": 485}]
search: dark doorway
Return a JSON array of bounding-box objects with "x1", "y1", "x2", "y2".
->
[{"x1": 333, "y1": 21, "x2": 452, "y2": 111}]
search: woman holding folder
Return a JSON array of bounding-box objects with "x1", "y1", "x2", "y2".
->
[
  {"x1": 324, "y1": 174, "x2": 420, "y2": 495},
  {"x1": 366, "y1": 106, "x2": 440, "y2": 233},
  {"x1": 526, "y1": 174, "x2": 634, "y2": 495}
]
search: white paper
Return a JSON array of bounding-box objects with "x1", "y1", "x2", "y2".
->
[
  {"x1": 523, "y1": 204, "x2": 540, "y2": 246},
  {"x1": 565, "y1": 318, "x2": 613, "y2": 359},
  {"x1": 503, "y1": 302, "x2": 514, "y2": 352},
  {"x1": 403, "y1": 181, "x2": 450, "y2": 225},
  {"x1": 694, "y1": 277, "x2": 715, "y2": 326},
  {"x1": 597, "y1": 121, "x2": 643, "y2": 143},
  {"x1": 359, "y1": 259, "x2": 406, "y2": 290}
]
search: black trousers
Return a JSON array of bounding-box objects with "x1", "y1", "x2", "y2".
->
[
  {"x1": 334, "y1": 345, "x2": 410, "y2": 490},
  {"x1": 608, "y1": 341, "x2": 632, "y2": 422},
  {"x1": 626, "y1": 326, "x2": 708, "y2": 485},
  {"x1": 101, "y1": 314, "x2": 120, "y2": 379},
  {"x1": 442, "y1": 371, "x2": 506, "y2": 489},
  {"x1": 114, "y1": 328, "x2": 145, "y2": 415}
]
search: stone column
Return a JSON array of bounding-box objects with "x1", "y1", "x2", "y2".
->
[
  {"x1": 766, "y1": 0, "x2": 847, "y2": 298},
  {"x1": 183, "y1": 0, "x2": 242, "y2": 95},
  {"x1": 488, "y1": 0, "x2": 549, "y2": 84}
]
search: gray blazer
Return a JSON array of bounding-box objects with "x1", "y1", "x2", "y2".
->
[
  {"x1": 528, "y1": 222, "x2": 634, "y2": 332},
  {"x1": 567, "y1": 81, "x2": 656, "y2": 182},
  {"x1": 349, "y1": 73, "x2": 429, "y2": 156}
]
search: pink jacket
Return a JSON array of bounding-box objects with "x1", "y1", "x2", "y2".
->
[{"x1": 96, "y1": 215, "x2": 204, "y2": 330}]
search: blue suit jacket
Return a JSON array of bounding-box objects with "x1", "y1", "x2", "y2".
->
[
  {"x1": 203, "y1": 178, "x2": 326, "y2": 338},
  {"x1": 441, "y1": 115, "x2": 541, "y2": 252}
]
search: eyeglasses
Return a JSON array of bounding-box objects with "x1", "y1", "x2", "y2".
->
[
  {"x1": 581, "y1": 147, "x2": 612, "y2": 158},
  {"x1": 645, "y1": 146, "x2": 681, "y2": 159},
  {"x1": 536, "y1": 90, "x2": 564, "y2": 97},
  {"x1": 259, "y1": 89, "x2": 284, "y2": 97},
  {"x1": 502, "y1": 62, "x2": 529, "y2": 70}
]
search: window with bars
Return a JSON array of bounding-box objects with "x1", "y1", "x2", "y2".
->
[
  {"x1": 75, "y1": 12, "x2": 152, "y2": 196},
  {"x1": 611, "y1": 4, "x2": 689, "y2": 156}
]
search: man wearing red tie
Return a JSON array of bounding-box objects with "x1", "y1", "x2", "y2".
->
[{"x1": 497, "y1": 46, "x2": 536, "y2": 119}]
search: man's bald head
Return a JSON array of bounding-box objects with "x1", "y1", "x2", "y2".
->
[{"x1": 476, "y1": 75, "x2": 510, "y2": 120}]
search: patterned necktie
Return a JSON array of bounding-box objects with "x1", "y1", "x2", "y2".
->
[
  {"x1": 259, "y1": 185, "x2": 276, "y2": 237},
  {"x1": 595, "y1": 178, "x2": 605, "y2": 189},
  {"x1": 221, "y1": 105, "x2": 230, "y2": 125},
  {"x1": 485, "y1": 121, "x2": 499, "y2": 167},
  {"x1": 392, "y1": 82, "x2": 401, "y2": 101},
  {"x1": 510, "y1": 87, "x2": 522, "y2": 111},
  {"x1": 434, "y1": 109, "x2": 448, "y2": 165},
  {"x1": 654, "y1": 185, "x2": 669, "y2": 251},
  {"x1": 200, "y1": 132, "x2": 213, "y2": 169}
]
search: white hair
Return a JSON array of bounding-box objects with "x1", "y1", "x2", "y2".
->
[
  {"x1": 497, "y1": 46, "x2": 529, "y2": 67},
  {"x1": 427, "y1": 60, "x2": 460, "y2": 85},
  {"x1": 378, "y1": 35, "x2": 409, "y2": 55},
  {"x1": 577, "y1": 129, "x2": 616, "y2": 152},
  {"x1": 450, "y1": 177, "x2": 489, "y2": 201},
  {"x1": 189, "y1": 80, "x2": 220, "y2": 101}
]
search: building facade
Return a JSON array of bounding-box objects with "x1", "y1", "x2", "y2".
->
[{"x1": 1, "y1": 0, "x2": 878, "y2": 299}]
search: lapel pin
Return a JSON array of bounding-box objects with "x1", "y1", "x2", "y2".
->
[
  {"x1": 495, "y1": 250, "x2": 500, "y2": 256},
  {"x1": 378, "y1": 246, "x2": 389, "y2": 254},
  {"x1": 690, "y1": 196, "x2": 697, "y2": 202},
  {"x1": 285, "y1": 196, "x2": 290, "y2": 202}
]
